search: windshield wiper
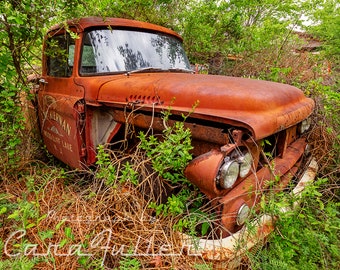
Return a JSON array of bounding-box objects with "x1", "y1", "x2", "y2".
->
[
  {"x1": 126, "y1": 67, "x2": 164, "y2": 75},
  {"x1": 167, "y1": 68, "x2": 194, "y2": 73},
  {"x1": 125, "y1": 67, "x2": 194, "y2": 75}
]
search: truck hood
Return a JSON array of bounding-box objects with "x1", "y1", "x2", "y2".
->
[{"x1": 97, "y1": 73, "x2": 314, "y2": 139}]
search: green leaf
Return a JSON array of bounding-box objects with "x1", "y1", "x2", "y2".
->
[
  {"x1": 201, "y1": 222, "x2": 210, "y2": 236},
  {"x1": 0, "y1": 207, "x2": 7, "y2": 215},
  {"x1": 55, "y1": 218, "x2": 67, "y2": 230},
  {"x1": 59, "y1": 238, "x2": 68, "y2": 248},
  {"x1": 25, "y1": 223, "x2": 35, "y2": 229},
  {"x1": 64, "y1": 227, "x2": 74, "y2": 240},
  {"x1": 8, "y1": 210, "x2": 20, "y2": 220}
]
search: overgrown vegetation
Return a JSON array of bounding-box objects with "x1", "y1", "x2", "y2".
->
[{"x1": 0, "y1": 0, "x2": 339, "y2": 269}]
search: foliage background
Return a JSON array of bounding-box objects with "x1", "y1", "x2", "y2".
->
[{"x1": 0, "y1": 0, "x2": 339, "y2": 269}]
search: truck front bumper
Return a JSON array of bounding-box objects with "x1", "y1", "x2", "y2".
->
[{"x1": 180, "y1": 157, "x2": 318, "y2": 265}]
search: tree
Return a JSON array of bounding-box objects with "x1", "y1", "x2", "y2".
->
[
  {"x1": 306, "y1": 0, "x2": 340, "y2": 63},
  {"x1": 0, "y1": 0, "x2": 82, "y2": 170}
]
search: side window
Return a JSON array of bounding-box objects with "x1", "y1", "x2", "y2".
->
[
  {"x1": 80, "y1": 44, "x2": 96, "y2": 73},
  {"x1": 46, "y1": 34, "x2": 75, "y2": 77},
  {"x1": 80, "y1": 32, "x2": 97, "y2": 74}
]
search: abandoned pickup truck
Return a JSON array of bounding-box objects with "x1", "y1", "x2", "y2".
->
[{"x1": 33, "y1": 17, "x2": 317, "y2": 259}]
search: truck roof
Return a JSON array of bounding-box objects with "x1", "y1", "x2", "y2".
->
[{"x1": 48, "y1": 16, "x2": 183, "y2": 40}]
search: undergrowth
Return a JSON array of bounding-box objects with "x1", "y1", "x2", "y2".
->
[
  {"x1": 0, "y1": 109, "x2": 216, "y2": 269},
  {"x1": 0, "y1": 76, "x2": 339, "y2": 269},
  {"x1": 0, "y1": 161, "x2": 211, "y2": 269},
  {"x1": 243, "y1": 178, "x2": 340, "y2": 270},
  {"x1": 0, "y1": 23, "x2": 339, "y2": 270},
  {"x1": 237, "y1": 49, "x2": 340, "y2": 270}
]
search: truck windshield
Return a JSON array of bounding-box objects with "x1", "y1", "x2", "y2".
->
[{"x1": 80, "y1": 29, "x2": 191, "y2": 75}]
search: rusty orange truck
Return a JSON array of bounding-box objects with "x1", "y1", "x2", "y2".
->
[{"x1": 32, "y1": 17, "x2": 317, "y2": 259}]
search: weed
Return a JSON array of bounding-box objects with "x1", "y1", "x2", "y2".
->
[
  {"x1": 0, "y1": 256, "x2": 38, "y2": 270},
  {"x1": 138, "y1": 114, "x2": 212, "y2": 236},
  {"x1": 0, "y1": 80, "x2": 26, "y2": 170},
  {"x1": 118, "y1": 254, "x2": 141, "y2": 270},
  {"x1": 247, "y1": 178, "x2": 340, "y2": 270},
  {"x1": 95, "y1": 144, "x2": 117, "y2": 186},
  {"x1": 193, "y1": 262, "x2": 213, "y2": 270},
  {"x1": 138, "y1": 120, "x2": 193, "y2": 184},
  {"x1": 119, "y1": 162, "x2": 138, "y2": 186},
  {"x1": 78, "y1": 256, "x2": 104, "y2": 269}
]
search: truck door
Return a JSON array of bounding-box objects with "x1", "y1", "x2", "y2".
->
[{"x1": 37, "y1": 30, "x2": 86, "y2": 168}]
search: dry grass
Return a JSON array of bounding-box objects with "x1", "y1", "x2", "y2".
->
[{"x1": 0, "y1": 161, "x2": 214, "y2": 269}]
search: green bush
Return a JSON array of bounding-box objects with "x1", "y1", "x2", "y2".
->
[{"x1": 247, "y1": 178, "x2": 340, "y2": 270}]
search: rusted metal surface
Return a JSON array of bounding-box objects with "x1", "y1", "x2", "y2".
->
[
  {"x1": 97, "y1": 73, "x2": 314, "y2": 140},
  {"x1": 37, "y1": 93, "x2": 85, "y2": 168},
  {"x1": 110, "y1": 109, "x2": 229, "y2": 148},
  {"x1": 180, "y1": 158, "x2": 318, "y2": 264},
  {"x1": 35, "y1": 16, "x2": 317, "y2": 255},
  {"x1": 218, "y1": 138, "x2": 307, "y2": 236},
  {"x1": 184, "y1": 149, "x2": 225, "y2": 198},
  {"x1": 48, "y1": 17, "x2": 183, "y2": 41},
  {"x1": 180, "y1": 214, "x2": 275, "y2": 262}
]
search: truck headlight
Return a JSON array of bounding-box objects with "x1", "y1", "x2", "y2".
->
[
  {"x1": 299, "y1": 118, "x2": 312, "y2": 134},
  {"x1": 238, "y1": 152, "x2": 253, "y2": 178},
  {"x1": 236, "y1": 203, "x2": 250, "y2": 226},
  {"x1": 219, "y1": 160, "x2": 240, "y2": 189}
]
